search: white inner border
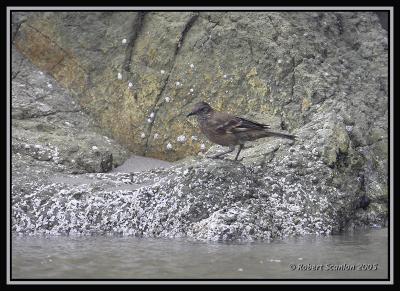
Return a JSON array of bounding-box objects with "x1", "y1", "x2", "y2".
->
[{"x1": 6, "y1": 6, "x2": 394, "y2": 285}]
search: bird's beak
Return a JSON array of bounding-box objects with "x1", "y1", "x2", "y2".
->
[{"x1": 186, "y1": 111, "x2": 195, "y2": 117}]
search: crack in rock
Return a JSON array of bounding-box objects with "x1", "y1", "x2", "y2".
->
[
  {"x1": 123, "y1": 12, "x2": 147, "y2": 73},
  {"x1": 143, "y1": 12, "x2": 200, "y2": 155}
]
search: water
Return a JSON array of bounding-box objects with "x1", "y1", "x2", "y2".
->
[{"x1": 11, "y1": 228, "x2": 388, "y2": 280}]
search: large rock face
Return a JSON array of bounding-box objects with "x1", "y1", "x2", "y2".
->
[
  {"x1": 13, "y1": 12, "x2": 388, "y2": 158},
  {"x1": 11, "y1": 11, "x2": 388, "y2": 240}
]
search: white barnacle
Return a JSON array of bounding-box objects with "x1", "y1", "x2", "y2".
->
[
  {"x1": 177, "y1": 135, "x2": 187, "y2": 143},
  {"x1": 200, "y1": 144, "x2": 206, "y2": 150},
  {"x1": 140, "y1": 133, "x2": 146, "y2": 139},
  {"x1": 117, "y1": 72, "x2": 122, "y2": 80},
  {"x1": 165, "y1": 96, "x2": 171, "y2": 103},
  {"x1": 122, "y1": 38, "x2": 127, "y2": 44},
  {"x1": 166, "y1": 143, "x2": 173, "y2": 150},
  {"x1": 190, "y1": 88, "x2": 194, "y2": 93},
  {"x1": 147, "y1": 118, "x2": 152, "y2": 123},
  {"x1": 277, "y1": 59, "x2": 282, "y2": 64},
  {"x1": 128, "y1": 82, "x2": 133, "y2": 88},
  {"x1": 223, "y1": 74, "x2": 227, "y2": 78},
  {"x1": 176, "y1": 81, "x2": 181, "y2": 86},
  {"x1": 161, "y1": 70, "x2": 165, "y2": 74},
  {"x1": 323, "y1": 72, "x2": 329, "y2": 77},
  {"x1": 92, "y1": 146, "x2": 98, "y2": 151},
  {"x1": 190, "y1": 63, "x2": 195, "y2": 68},
  {"x1": 191, "y1": 135, "x2": 198, "y2": 141},
  {"x1": 153, "y1": 133, "x2": 159, "y2": 139},
  {"x1": 149, "y1": 112, "x2": 155, "y2": 118},
  {"x1": 47, "y1": 83, "x2": 53, "y2": 88}
]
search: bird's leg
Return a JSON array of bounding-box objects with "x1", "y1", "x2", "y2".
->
[
  {"x1": 234, "y1": 144, "x2": 244, "y2": 161},
  {"x1": 207, "y1": 145, "x2": 235, "y2": 159}
]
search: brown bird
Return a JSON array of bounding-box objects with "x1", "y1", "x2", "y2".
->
[{"x1": 187, "y1": 101, "x2": 296, "y2": 161}]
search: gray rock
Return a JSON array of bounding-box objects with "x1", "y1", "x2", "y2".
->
[
  {"x1": 11, "y1": 152, "x2": 386, "y2": 240},
  {"x1": 11, "y1": 46, "x2": 130, "y2": 180}
]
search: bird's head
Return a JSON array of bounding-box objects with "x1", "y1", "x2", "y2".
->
[{"x1": 186, "y1": 101, "x2": 213, "y2": 117}]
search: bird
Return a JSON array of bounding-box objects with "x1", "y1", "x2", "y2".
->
[{"x1": 186, "y1": 101, "x2": 296, "y2": 161}]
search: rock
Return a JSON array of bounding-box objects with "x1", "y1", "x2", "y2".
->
[
  {"x1": 11, "y1": 46, "x2": 130, "y2": 180},
  {"x1": 12, "y1": 12, "x2": 387, "y2": 160},
  {"x1": 11, "y1": 12, "x2": 388, "y2": 240},
  {"x1": 11, "y1": 151, "x2": 386, "y2": 240},
  {"x1": 375, "y1": 12, "x2": 388, "y2": 30}
]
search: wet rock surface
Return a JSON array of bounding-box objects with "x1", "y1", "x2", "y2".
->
[
  {"x1": 11, "y1": 152, "x2": 386, "y2": 241},
  {"x1": 11, "y1": 11, "x2": 388, "y2": 241}
]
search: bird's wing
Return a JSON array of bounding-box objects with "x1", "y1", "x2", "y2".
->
[{"x1": 216, "y1": 116, "x2": 270, "y2": 134}]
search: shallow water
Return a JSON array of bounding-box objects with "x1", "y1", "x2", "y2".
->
[{"x1": 11, "y1": 228, "x2": 388, "y2": 280}]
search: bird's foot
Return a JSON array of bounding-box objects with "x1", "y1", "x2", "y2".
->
[
  {"x1": 221, "y1": 157, "x2": 244, "y2": 162},
  {"x1": 206, "y1": 154, "x2": 224, "y2": 159},
  {"x1": 205, "y1": 155, "x2": 243, "y2": 162}
]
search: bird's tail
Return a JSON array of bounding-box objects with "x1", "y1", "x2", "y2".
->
[{"x1": 265, "y1": 131, "x2": 297, "y2": 140}]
